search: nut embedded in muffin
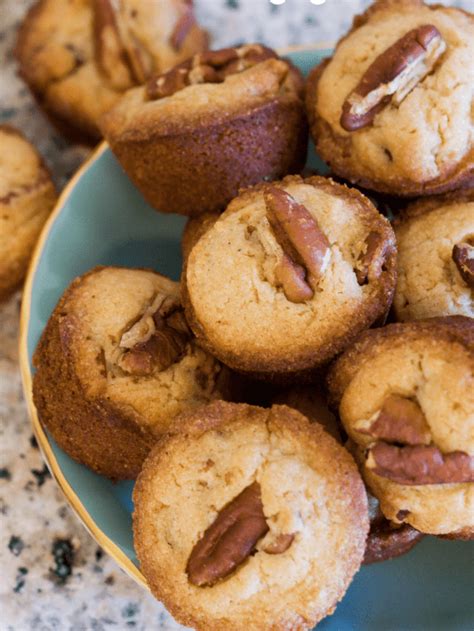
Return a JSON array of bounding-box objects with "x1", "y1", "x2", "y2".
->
[
  {"x1": 15, "y1": 0, "x2": 208, "y2": 141},
  {"x1": 393, "y1": 189, "x2": 474, "y2": 321},
  {"x1": 327, "y1": 316, "x2": 474, "y2": 538},
  {"x1": 133, "y1": 401, "x2": 369, "y2": 630},
  {"x1": 306, "y1": 0, "x2": 474, "y2": 196},
  {"x1": 182, "y1": 175, "x2": 397, "y2": 378},
  {"x1": 100, "y1": 44, "x2": 308, "y2": 216},
  {"x1": 32, "y1": 266, "x2": 229, "y2": 480},
  {"x1": 0, "y1": 125, "x2": 57, "y2": 301}
]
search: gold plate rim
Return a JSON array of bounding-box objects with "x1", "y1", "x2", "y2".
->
[{"x1": 18, "y1": 41, "x2": 333, "y2": 593}]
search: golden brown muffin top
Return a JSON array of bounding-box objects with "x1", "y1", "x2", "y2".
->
[
  {"x1": 100, "y1": 44, "x2": 304, "y2": 140},
  {"x1": 134, "y1": 401, "x2": 368, "y2": 631},
  {"x1": 313, "y1": 0, "x2": 474, "y2": 187},
  {"x1": 184, "y1": 175, "x2": 396, "y2": 374}
]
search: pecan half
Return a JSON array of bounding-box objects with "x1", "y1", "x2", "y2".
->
[
  {"x1": 92, "y1": 0, "x2": 151, "y2": 89},
  {"x1": 341, "y1": 25, "x2": 446, "y2": 132},
  {"x1": 118, "y1": 296, "x2": 190, "y2": 376},
  {"x1": 367, "y1": 442, "x2": 474, "y2": 485},
  {"x1": 146, "y1": 44, "x2": 277, "y2": 100},
  {"x1": 264, "y1": 187, "x2": 330, "y2": 303},
  {"x1": 355, "y1": 231, "x2": 389, "y2": 285},
  {"x1": 170, "y1": 4, "x2": 196, "y2": 51},
  {"x1": 186, "y1": 481, "x2": 294, "y2": 586},
  {"x1": 187, "y1": 482, "x2": 268, "y2": 586},
  {"x1": 453, "y1": 242, "x2": 474, "y2": 288},
  {"x1": 357, "y1": 395, "x2": 431, "y2": 446}
]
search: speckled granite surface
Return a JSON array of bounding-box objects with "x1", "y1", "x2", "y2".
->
[{"x1": 0, "y1": 1, "x2": 471, "y2": 630}]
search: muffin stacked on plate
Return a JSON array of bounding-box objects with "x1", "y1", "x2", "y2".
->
[{"x1": 26, "y1": 0, "x2": 473, "y2": 629}]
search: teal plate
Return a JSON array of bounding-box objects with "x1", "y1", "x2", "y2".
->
[{"x1": 20, "y1": 46, "x2": 474, "y2": 630}]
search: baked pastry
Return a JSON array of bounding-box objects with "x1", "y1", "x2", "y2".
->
[
  {"x1": 133, "y1": 401, "x2": 369, "y2": 630},
  {"x1": 306, "y1": 0, "x2": 474, "y2": 196},
  {"x1": 16, "y1": 0, "x2": 207, "y2": 141},
  {"x1": 100, "y1": 44, "x2": 307, "y2": 216},
  {"x1": 33, "y1": 266, "x2": 228, "y2": 479},
  {"x1": 393, "y1": 190, "x2": 474, "y2": 321},
  {"x1": 183, "y1": 175, "x2": 397, "y2": 378},
  {"x1": 0, "y1": 125, "x2": 57, "y2": 301},
  {"x1": 327, "y1": 316, "x2": 474, "y2": 538}
]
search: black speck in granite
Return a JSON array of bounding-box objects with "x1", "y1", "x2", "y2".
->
[
  {"x1": 0, "y1": 467, "x2": 11, "y2": 480},
  {"x1": 0, "y1": 497, "x2": 8, "y2": 515},
  {"x1": 50, "y1": 538, "x2": 75, "y2": 585},
  {"x1": 225, "y1": 0, "x2": 239, "y2": 9},
  {"x1": 30, "y1": 435, "x2": 39, "y2": 449},
  {"x1": 8, "y1": 535, "x2": 25, "y2": 557},
  {"x1": 95, "y1": 547, "x2": 104, "y2": 562},
  {"x1": 31, "y1": 464, "x2": 51, "y2": 487},
  {"x1": 122, "y1": 603, "x2": 139, "y2": 619},
  {"x1": 13, "y1": 567, "x2": 28, "y2": 593},
  {"x1": 104, "y1": 574, "x2": 115, "y2": 585}
]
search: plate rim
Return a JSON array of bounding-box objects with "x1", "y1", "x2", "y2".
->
[{"x1": 18, "y1": 42, "x2": 333, "y2": 594}]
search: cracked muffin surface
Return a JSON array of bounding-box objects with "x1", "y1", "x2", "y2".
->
[
  {"x1": 183, "y1": 175, "x2": 397, "y2": 377},
  {"x1": 100, "y1": 45, "x2": 307, "y2": 216},
  {"x1": 0, "y1": 125, "x2": 57, "y2": 301},
  {"x1": 133, "y1": 401, "x2": 368, "y2": 631},
  {"x1": 394, "y1": 190, "x2": 474, "y2": 321},
  {"x1": 306, "y1": 0, "x2": 474, "y2": 196},
  {"x1": 15, "y1": 0, "x2": 207, "y2": 141},
  {"x1": 327, "y1": 317, "x2": 474, "y2": 537},
  {"x1": 32, "y1": 266, "x2": 228, "y2": 479}
]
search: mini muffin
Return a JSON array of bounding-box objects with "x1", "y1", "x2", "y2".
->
[
  {"x1": 183, "y1": 175, "x2": 397, "y2": 378},
  {"x1": 100, "y1": 45, "x2": 307, "y2": 215},
  {"x1": 133, "y1": 401, "x2": 369, "y2": 631},
  {"x1": 16, "y1": 0, "x2": 207, "y2": 142},
  {"x1": 394, "y1": 190, "x2": 474, "y2": 321},
  {"x1": 306, "y1": 0, "x2": 474, "y2": 196},
  {"x1": 0, "y1": 125, "x2": 57, "y2": 301},
  {"x1": 327, "y1": 316, "x2": 474, "y2": 538},
  {"x1": 33, "y1": 266, "x2": 228, "y2": 479}
]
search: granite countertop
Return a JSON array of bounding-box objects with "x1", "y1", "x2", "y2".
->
[{"x1": 0, "y1": 1, "x2": 470, "y2": 630}]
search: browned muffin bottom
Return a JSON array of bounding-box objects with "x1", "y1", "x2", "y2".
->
[
  {"x1": 183, "y1": 175, "x2": 397, "y2": 378},
  {"x1": 327, "y1": 316, "x2": 474, "y2": 537},
  {"x1": 0, "y1": 125, "x2": 57, "y2": 301},
  {"x1": 306, "y1": 0, "x2": 474, "y2": 196},
  {"x1": 33, "y1": 266, "x2": 229, "y2": 479},
  {"x1": 100, "y1": 44, "x2": 308, "y2": 215},
  {"x1": 133, "y1": 401, "x2": 369, "y2": 631},
  {"x1": 15, "y1": 0, "x2": 208, "y2": 142}
]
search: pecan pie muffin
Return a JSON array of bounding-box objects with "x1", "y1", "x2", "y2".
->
[
  {"x1": 100, "y1": 45, "x2": 307, "y2": 215},
  {"x1": 133, "y1": 401, "x2": 369, "y2": 630},
  {"x1": 394, "y1": 190, "x2": 474, "y2": 321},
  {"x1": 306, "y1": 0, "x2": 474, "y2": 196},
  {"x1": 183, "y1": 175, "x2": 397, "y2": 378},
  {"x1": 0, "y1": 125, "x2": 57, "y2": 301},
  {"x1": 16, "y1": 0, "x2": 207, "y2": 141},
  {"x1": 327, "y1": 316, "x2": 474, "y2": 538},
  {"x1": 33, "y1": 266, "x2": 228, "y2": 479}
]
